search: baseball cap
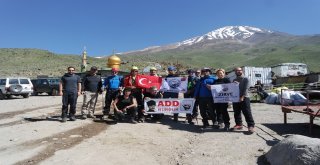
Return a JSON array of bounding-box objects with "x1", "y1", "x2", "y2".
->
[{"x1": 168, "y1": 66, "x2": 176, "y2": 71}]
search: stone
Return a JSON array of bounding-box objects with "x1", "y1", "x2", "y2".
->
[{"x1": 265, "y1": 135, "x2": 320, "y2": 165}]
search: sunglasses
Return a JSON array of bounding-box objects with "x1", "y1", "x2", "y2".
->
[{"x1": 68, "y1": 70, "x2": 75, "y2": 71}]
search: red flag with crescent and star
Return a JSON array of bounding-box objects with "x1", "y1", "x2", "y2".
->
[{"x1": 135, "y1": 74, "x2": 163, "y2": 89}]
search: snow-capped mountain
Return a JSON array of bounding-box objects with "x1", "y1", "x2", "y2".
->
[
  {"x1": 122, "y1": 26, "x2": 276, "y2": 55},
  {"x1": 176, "y1": 26, "x2": 273, "y2": 46}
]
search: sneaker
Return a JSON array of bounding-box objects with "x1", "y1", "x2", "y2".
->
[
  {"x1": 87, "y1": 114, "x2": 95, "y2": 119},
  {"x1": 81, "y1": 114, "x2": 87, "y2": 120},
  {"x1": 70, "y1": 116, "x2": 76, "y2": 121},
  {"x1": 61, "y1": 117, "x2": 67, "y2": 123},
  {"x1": 248, "y1": 127, "x2": 255, "y2": 134},
  {"x1": 138, "y1": 118, "x2": 145, "y2": 123},
  {"x1": 130, "y1": 119, "x2": 138, "y2": 124},
  {"x1": 102, "y1": 115, "x2": 108, "y2": 120},
  {"x1": 213, "y1": 121, "x2": 219, "y2": 126},
  {"x1": 218, "y1": 123, "x2": 225, "y2": 129},
  {"x1": 224, "y1": 125, "x2": 230, "y2": 131},
  {"x1": 233, "y1": 124, "x2": 243, "y2": 130}
]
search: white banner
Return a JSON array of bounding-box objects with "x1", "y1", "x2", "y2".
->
[
  {"x1": 160, "y1": 77, "x2": 188, "y2": 93},
  {"x1": 144, "y1": 98, "x2": 195, "y2": 114},
  {"x1": 210, "y1": 83, "x2": 240, "y2": 103}
]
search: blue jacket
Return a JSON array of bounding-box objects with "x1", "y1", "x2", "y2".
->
[
  {"x1": 104, "y1": 75, "x2": 123, "y2": 90},
  {"x1": 193, "y1": 75, "x2": 216, "y2": 98}
]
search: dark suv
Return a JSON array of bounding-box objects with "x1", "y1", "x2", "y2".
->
[{"x1": 31, "y1": 78, "x2": 60, "y2": 96}]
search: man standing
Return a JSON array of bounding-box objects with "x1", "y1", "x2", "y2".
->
[
  {"x1": 59, "y1": 66, "x2": 81, "y2": 122},
  {"x1": 232, "y1": 67, "x2": 255, "y2": 133},
  {"x1": 149, "y1": 67, "x2": 158, "y2": 76},
  {"x1": 184, "y1": 69, "x2": 198, "y2": 124},
  {"x1": 102, "y1": 67, "x2": 123, "y2": 120},
  {"x1": 163, "y1": 66, "x2": 180, "y2": 121},
  {"x1": 81, "y1": 66, "x2": 102, "y2": 119},
  {"x1": 193, "y1": 67, "x2": 217, "y2": 128}
]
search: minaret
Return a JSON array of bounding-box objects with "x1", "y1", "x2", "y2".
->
[{"x1": 81, "y1": 47, "x2": 87, "y2": 72}]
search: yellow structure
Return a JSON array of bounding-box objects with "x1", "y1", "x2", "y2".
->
[
  {"x1": 81, "y1": 48, "x2": 87, "y2": 72},
  {"x1": 107, "y1": 55, "x2": 121, "y2": 69}
]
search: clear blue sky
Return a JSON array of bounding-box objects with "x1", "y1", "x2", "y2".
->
[{"x1": 0, "y1": 0, "x2": 319, "y2": 56}]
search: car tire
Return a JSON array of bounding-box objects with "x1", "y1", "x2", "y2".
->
[
  {"x1": 9, "y1": 85, "x2": 23, "y2": 93},
  {"x1": 22, "y1": 94, "x2": 30, "y2": 98},
  {"x1": 0, "y1": 90, "x2": 5, "y2": 100}
]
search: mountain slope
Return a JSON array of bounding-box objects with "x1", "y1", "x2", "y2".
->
[
  {"x1": 119, "y1": 26, "x2": 320, "y2": 72},
  {"x1": 0, "y1": 48, "x2": 107, "y2": 77}
]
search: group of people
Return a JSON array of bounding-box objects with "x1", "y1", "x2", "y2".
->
[{"x1": 58, "y1": 65, "x2": 255, "y2": 134}]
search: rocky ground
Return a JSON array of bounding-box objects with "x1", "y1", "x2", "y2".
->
[{"x1": 0, "y1": 94, "x2": 320, "y2": 165}]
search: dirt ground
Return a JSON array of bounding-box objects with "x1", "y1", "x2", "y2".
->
[{"x1": 1, "y1": 94, "x2": 320, "y2": 165}]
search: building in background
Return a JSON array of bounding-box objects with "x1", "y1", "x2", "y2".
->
[
  {"x1": 227, "y1": 66, "x2": 272, "y2": 87},
  {"x1": 271, "y1": 63, "x2": 308, "y2": 77}
]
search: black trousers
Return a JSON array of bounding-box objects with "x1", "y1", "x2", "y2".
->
[
  {"x1": 232, "y1": 97, "x2": 255, "y2": 127},
  {"x1": 198, "y1": 97, "x2": 216, "y2": 122},
  {"x1": 215, "y1": 103, "x2": 230, "y2": 125},
  {"x1": 131, "y1": 89, "x2": 143, "y2": 119},
  {"x1": 114, "y1": 107, "x2": 137, "y2": 121},
  {"x1": 103, "y1": 89, "x2": 119, "y2": 115},
  {"x1": 61, "y1": 91, "x2": 78, "y2": 118}
]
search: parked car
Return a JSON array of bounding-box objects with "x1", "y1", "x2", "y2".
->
[
  {"x1": 0, "y1": 77, "x2": 34, "y2": 99},
  {"x1": 31, "y1": 78, "x2": 60, "y2": 96}
]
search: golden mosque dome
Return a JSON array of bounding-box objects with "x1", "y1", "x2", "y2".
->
[{"x1": 107, "y1": 55, "x2": 121, "y2": 69}]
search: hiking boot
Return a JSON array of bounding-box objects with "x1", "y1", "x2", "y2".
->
[
  {"x1": 173, "y1": 115, "x2": 178, "y2": 122},
  {"x1": 232, "y1": 124, "x2": 243, "y2": 130},
  {"x1": 81, "y1": 114, "x2": 87, "y2": 120},
  {"x1": 87, "y1": 114, "x2": 95, "y2": 119},
  {"x1": 218, "y1": 123, "x2": 225, "y2": 129},
  {"x1": 61, "y1": 117, "x2": 67, "y2": 123},
  {"x1": 248, "y1": 127, "x2": 255, "y2": 134},
  {"x1": 202, "y1": 119, "x2": 209, "y2": 128},
  {"x1": 70, "y1": 116, "x2": 76, "y2": 121}
]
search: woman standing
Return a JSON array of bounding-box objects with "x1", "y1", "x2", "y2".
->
[{"x1": 212, "y1": 69, "x2": 231, "y2": 130}]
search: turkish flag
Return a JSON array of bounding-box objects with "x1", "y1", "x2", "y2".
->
[{"x1": 135, "y1": 75, "x2": 163, "y2": 89}]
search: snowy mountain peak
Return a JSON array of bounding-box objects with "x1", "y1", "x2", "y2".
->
[
  {"x1": 177, "y1": 26, "x2": 273, "y2": 46},
  {"x1": 207, "y1": 26, "x2": 273, "y2": 39}
]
